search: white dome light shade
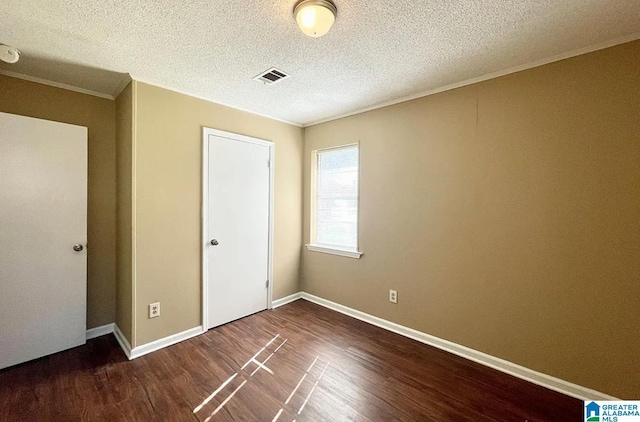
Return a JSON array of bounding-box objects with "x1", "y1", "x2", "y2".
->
[{"x1": 294, "y1": 0, "x2": 337, "y2": 38}]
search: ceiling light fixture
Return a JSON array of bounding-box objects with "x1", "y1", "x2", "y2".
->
[
  {"x1": 293, "y1": 0, "x2": 337, "y2": 38},
  {"x1": 0, "y1": 44, "x2": 20, "y2": 64}
]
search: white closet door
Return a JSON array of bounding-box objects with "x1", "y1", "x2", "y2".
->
[
  {"x1": 206, "y1": 132, "x2": 271, "y2": 329},
  {"x1": 0, "y1": 112, "x2": 87, "y2": 369}
]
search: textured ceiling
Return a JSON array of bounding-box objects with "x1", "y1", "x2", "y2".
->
[{"x1": 1, "y1": 0, "x2": 639, "y2": 126}]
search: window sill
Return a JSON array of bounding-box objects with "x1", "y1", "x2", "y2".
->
[{"x1": 305, "y1": 244, "x2": 363, "y2": 259}]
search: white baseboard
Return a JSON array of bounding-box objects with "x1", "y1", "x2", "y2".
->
[
  {"x1": 129, "y1": 326, "x2": 204, "y2": 360},
  {"x1": 272, "y1": 292, "x2": 303, "y2": 308},
  {"x1": 112, "y1": 324, "x2": 204, "y2": 360},
  {"x1": 300, "y1": 292, "x2": 618, "y2": 401},
  {"x1": 113, "y1": 324, "x2": 132, "y2": 358},
  {"x1": 86, "y1": 323, "x2": 115, "y2": 340}
]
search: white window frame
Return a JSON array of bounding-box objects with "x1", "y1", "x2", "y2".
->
[{"x1": 306, "y1": 143, "x2": 363, "y2": 259}]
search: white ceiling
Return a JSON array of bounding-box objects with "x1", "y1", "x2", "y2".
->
[{"x1": 1, "y1": 0, "x2": 639, "y2": 126}]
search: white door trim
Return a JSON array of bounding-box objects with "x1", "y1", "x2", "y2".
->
[{"x1": 201, "y1": 128, "x2": 275, "y2": 331}]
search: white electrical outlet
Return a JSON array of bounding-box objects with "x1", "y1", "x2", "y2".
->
[
  {"x1": 389, "y1": 290, "x2": 398, "y2": 304},
  {"x1": 149, "y1": 302, "x2": 160, "y2": 318}
]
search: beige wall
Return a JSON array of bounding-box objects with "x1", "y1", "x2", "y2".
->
[
  {"x1": 115, "y1": 82, "x2": 134, "y2": 342},
  {"x1": 0, "y1": 74, "x2": 117, "y2": 329},
  {"x1": 132, "y1": 82, "x2": 303, "y2": 346},
  {"x1": 302, "y1": 40, "x2": 640, "y2": 399},
  {"x1": 3, "y1": 39, "x2": 636, "y2": 398}
]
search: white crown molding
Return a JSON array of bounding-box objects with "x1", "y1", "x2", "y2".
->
[
  {"x1": 112, "y1": 74, "x2": 133, "y2": 99},
  {"x1": 298, "y1": 292, "x2": 619, "y2": 401},
  {"x1": 304, "y1": 32, "x2": 640, "y2": 127},
  {"x1": 2, "y1": 33, "x2": 637, "y2": 127},
  {"x1": 86, "y1": 323, "x2": 115, "y2": 340},
  {"x1": 0, "y1": 69, "x2": 115, "y2": 100},
  {"x1": 272, "y1": 292, "x2": 303, "y2": 308},
  {"x1": 129, "y1": 76, "x2": 304, "y2": 128}
]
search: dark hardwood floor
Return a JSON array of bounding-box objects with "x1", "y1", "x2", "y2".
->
[{"x1": 0, "y1": 299, "x2": 581, "y2": 421}]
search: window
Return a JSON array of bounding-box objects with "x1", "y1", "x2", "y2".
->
[{"x1": 307, "y1": 144, "x2": 362, "y2": 258}]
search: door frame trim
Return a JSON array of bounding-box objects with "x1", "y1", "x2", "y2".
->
[{"x1": 201, "y1": 127, "x2": 275, "y2": 330}]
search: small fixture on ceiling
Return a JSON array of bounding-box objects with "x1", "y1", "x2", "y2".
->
[
  {"x1": 0, "y1": 44, "x2": 20, "y2": 64},
  {"x1": 253, "y1": 67, "x2": 290, "y2": 85},
  {"x1": 293, "y1": 0, "x2": 337, "y2": 38}
]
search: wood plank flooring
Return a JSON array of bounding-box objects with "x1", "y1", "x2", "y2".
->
[{"x1": 0, "y1": 299, "x2": 581, "y2": 421}]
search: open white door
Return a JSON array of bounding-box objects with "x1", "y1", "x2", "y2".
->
[
  {"x1": 0, "y1": 112, "x2": 87, "y2": 369},
  {"x1": 203, "y1": 129, "x2": 273, "y2": 329}
]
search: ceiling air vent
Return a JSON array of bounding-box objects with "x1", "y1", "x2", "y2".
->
[{"x1": 253, "y1": 67, "x2": 290, "y2": 85}]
